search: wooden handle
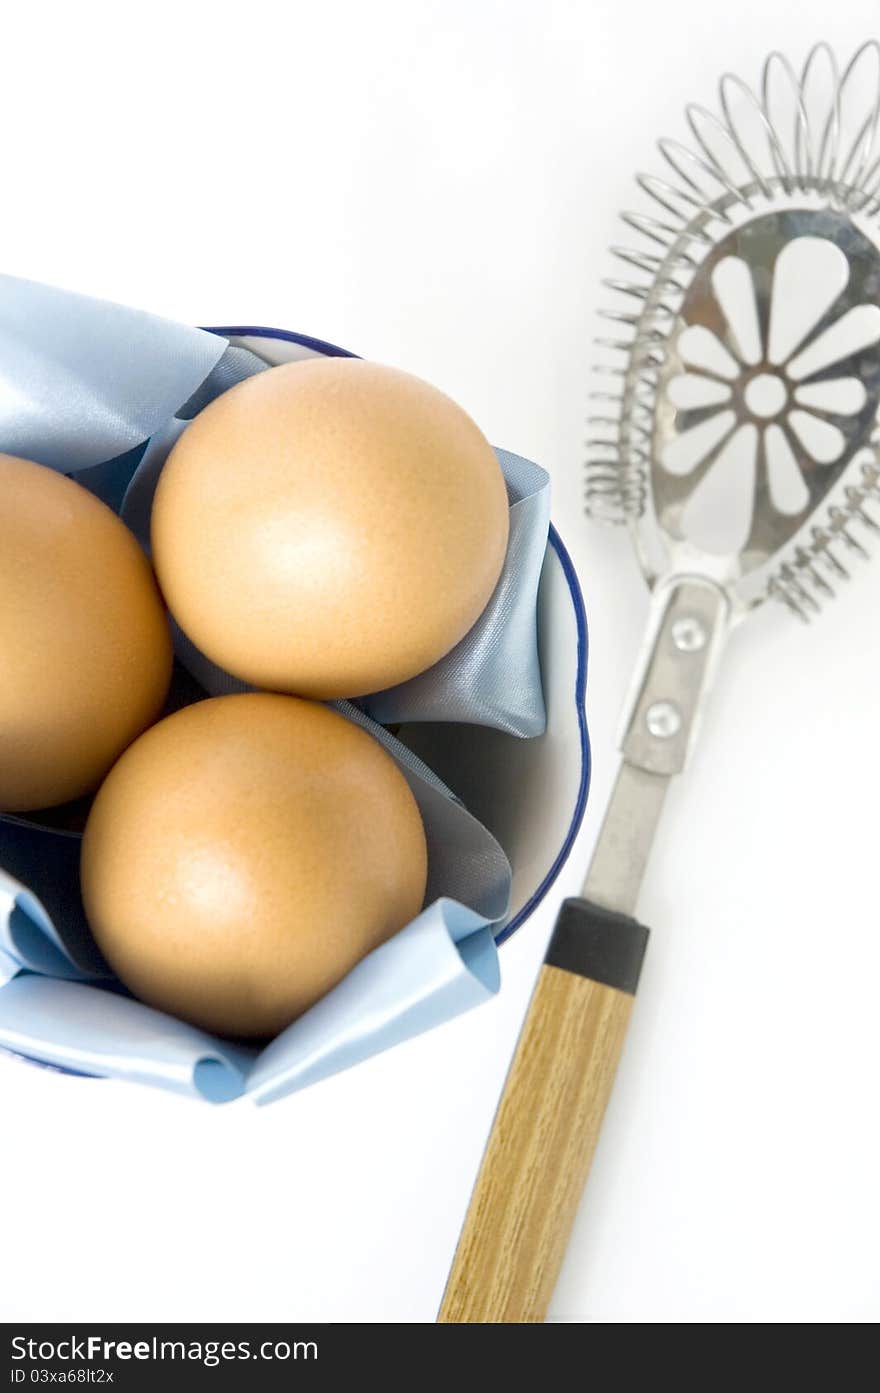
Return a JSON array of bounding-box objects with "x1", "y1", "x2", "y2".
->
[{"x1": 439, "y1": 898, "x2": 648, "y2": 1324}]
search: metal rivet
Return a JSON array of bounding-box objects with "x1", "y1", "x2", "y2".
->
[
  {"x1": 671, "y1": 615, "x2": 707, "y2": 652},
  {"x1": 645, "y1": 700, "x2": 682, "y2": 738}
]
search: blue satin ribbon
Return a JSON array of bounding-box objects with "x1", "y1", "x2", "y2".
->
[
  {"x1": 0, "y1": 276, "x2": 550, "y2": 1104},
  {"x1": 0, "y1": 275, "x2": 228, "y2": 470}
]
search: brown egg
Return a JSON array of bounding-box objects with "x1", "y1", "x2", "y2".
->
[
  {"x1": 80, "y1": 693, "x2": 428, "y2": 1038},
  {"x1": 0, "y1": 454, "x2": 172, "y2": 812},
  {"x1": 151, "y1": 359, "x2": 510, "y2": 698}
]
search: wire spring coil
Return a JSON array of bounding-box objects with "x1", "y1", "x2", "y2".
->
[{"x1": 767, "y1": 446, "x2": 880, "y2": 619}]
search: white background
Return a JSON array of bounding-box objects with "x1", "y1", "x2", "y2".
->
[{"x1": 1, "y1": 0, "x2": 879, "y2": 1324}]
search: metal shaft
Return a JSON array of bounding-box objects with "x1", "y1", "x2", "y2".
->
[{"x1": 582, "y1": 577, "x2": 730, "y2": 916}]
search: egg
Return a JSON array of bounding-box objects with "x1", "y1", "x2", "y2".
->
[
  {"x1": 80, "y1": 693, "x2": 428, "y2": 1038},
  {"x1": 151, "y1": 358, "x2": 510, "y2": 698},
  {"x1": 0, "y1": 454, "x2": 173, "y2": 812}
]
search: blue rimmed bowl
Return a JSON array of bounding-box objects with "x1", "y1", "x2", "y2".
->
[{"x1": 5, "y1": 323, "x2": 589, "y2": 1086}]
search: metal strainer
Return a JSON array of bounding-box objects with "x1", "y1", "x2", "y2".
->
[{"x1": 440, "y1": 41, "x2": 880, "y2": 1323}]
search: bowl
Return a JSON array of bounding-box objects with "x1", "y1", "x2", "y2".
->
[{"x1": 2, "y1": 321, "x2": 590, "y2": 1096}]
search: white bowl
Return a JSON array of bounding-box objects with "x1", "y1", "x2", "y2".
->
[{"x1": 7, "y1": 323, "x2": 589, "y2": 1085}]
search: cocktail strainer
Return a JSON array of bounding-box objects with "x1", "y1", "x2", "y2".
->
[{"x1": 440, "y1": 41, "x2": 880, "y2": 1323}]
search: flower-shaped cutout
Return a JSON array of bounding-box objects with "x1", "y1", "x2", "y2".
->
[{"x1": 661, "y1": 235, "x2": 880, "y2": 552}]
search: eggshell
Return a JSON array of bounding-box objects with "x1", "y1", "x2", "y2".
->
[
  {"x1": 0, "y1": 454, "x2": 173, "y2": 812},
  {"x1": 151, "y1": 359, "x2": 510, "y2": 697},
  {"x1": 80, "y1": 693, "x2": 428, "y2": 1038}
]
